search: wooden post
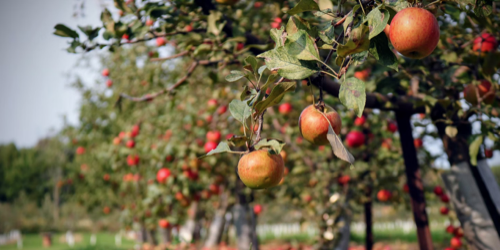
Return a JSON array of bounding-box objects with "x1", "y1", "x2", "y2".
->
[
  {"x1": 395, "y1": 111, "x2": 434, "y2": 250},
  {"x1": 364, "y1": 188, "x2": 373, "y2": 250}
]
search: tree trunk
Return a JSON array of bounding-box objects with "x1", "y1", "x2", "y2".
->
[
  {"x1": 204, "y1": 192, "x2": 229, "y2": 248},
  {"x1": 335, "y1": 213, "x2": 351, "y2": 250},
  {"x1": 146, "y1": 229, "x2": 157, "y2": 246},
  {"x1": 159, "y1": 227, "x2": 171, "y2": 245},
  {"x1": 180, "y1": 201, "x2": 198, "y2": 243},
  {"x1": 53, "y1": 167, "x2": 62, "y2": 223},
  {"x1": 395, "y1": 111, "x2": 434, "y2": 250},
  {"x1": 364, "y1": 198, "x2": 373, "y2": 250},
  {"x1": 233, "y1": 178, "x2": 259, "y2": 250}
]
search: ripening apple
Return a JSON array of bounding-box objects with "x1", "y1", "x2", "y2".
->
[
  {"x1": 473, "y1": 33, "x2": 498, "y2": 55},
  {"x1": 440, "y1": 206, "x2": 449, "y2": 215},
  {"x1": 217, "y1": 105, "x2": 227, "y2": 115},
  {"x1": 381, "y1": 138, "x2": 392, "y2": 150},
  {"x1": 103, "y1": 174, "x2": 110, "y2": 181},
  {"x1": 299, "y1": 105, "x2": 342, "y2": 145},
  {"x1": 463, "y1": 80, "x2": 495, "y2": 105},
  {"x1": 103, "y1": 206, "x2": 110, "y2": 214},
  {"x1": 303, "y1": 194, "x2": 312, "y2": 202},
  {"x1": 146, "y1": 19, "x2": 154, "y2": 26},
  {"x1": 236, "y1": 43, "x2": 244, "y2": 51},
  {"x1": 209, "y1": 184, "x2": 220, "y2": 195},
  {"x1": 156, "y1": 37, "x2": 166, "y2": 47},
  {"x1": 450, "y1": 237, "x2": 462, "y2": 249},
  {"x1": 386, "y1": 7, "x2": 440, "y2": 59},
  {"x1": 337, "y1": 175, "x2": 350, "y2": 185},
  {"x1": 271, "y1": 22, "x2": 280, "y2": 29},
  {"x1": 279, "y1": 103, "x2": 292, "y2": 115},
  {"x1": 485, "y1": 149, "x2": 493, "y2": 158},
  {"x1": 254, "y1": 204, "x2": 263, "y2": 215},
  {"x1": 346, "y1": 131, "x2": 365, "y2": 148},
  {"x1": 387, "y1": 122, "x2": 398, "y2": 133},
  {"x1": 237, "y1": 150, "x2": 284, "y2": 189},
  {"x1": 207, "y1": 99, "x2": 218, "y2": 109},
  {"x1": 185, "y1": 24, "x2": 193, "y2": 32},
  {"x1": 280, "y1": 150, "x2": 287, "y2": 162},
  {"x1": 204, "y1": 141, "x2": 218, "y2": 153},
  {"x1": 254, "y1": 2, "x2": 263, "y2": 8},
  {"x1": 206, "y1": 131, "x2": 221, "y2": 142},
  {"x1": 354, "y1": 68, "x2": 371, "y2": 81},
  {"x1": 106, "y1": 79, "x2": 113, "y2": 88},
  {"x1": 122, "y1": 34, "x2": 129, "y2": 40},
  {"x1": 102, "y1": 68, "x2": 110, "y2": 77},
  {"x1": 156, "y1": 168, "x2": 171, "y2": 183},
  {"x1": 127, "y1": 155, "x2": 139, "y2": 166},
  {"x1": 441, "y1": 194, "x2": 450, "y2": 203},
  {"x1": 454, "y1": 227, "x2": 464, "y2": 238},
  {"x1": 377, "y1": 189, "x2": 391, "y2": 202},
  {"x1": 434, "y1": 186, "x2": 444, "y2": 196},
  {"x1": 446, "y1": 225, "x2": 455, "y2": 234},
  {"x1": 274, "y1": 17, "x2": 282, "y2": 23},
  {"x1": 76, "y1": 146, "x2": 85, "y2": 155},
  {"x1": 414, "y1": 138, "x2": 423, "y2": 149},
  {"x1": 158, "y1": 219, "x2": 170, "y2": 229},
  {"x1": 403, "y1": 184, "x2": 409, "y2": 193},
  {"x1": 131, "y1": 125, "x2": 140, "y2": 138},
  {"x1": 354, "y1": 116, "x2": 366, "y2": 126},
  {"x1": 126, "y1": 140, "x2": 135, "y2": 148}
]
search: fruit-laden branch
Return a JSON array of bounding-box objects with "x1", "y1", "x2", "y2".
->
[{"x1": 118, "y1": 59, "x2": 240, "y2": 103}]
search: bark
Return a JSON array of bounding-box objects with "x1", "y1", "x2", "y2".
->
[
  {"x1": 364, "y1": 193, "x2": 373, "y2": 250},
  {"x1": 204, "y1": 192, "x2": 230, "y2": 248},
  {"x1": 180, "y1": 202, "x2": 198, "y2": 242},
  {"x1": 159, "y1": 227, "x2": 171, "y2": 245},
  {"x1": 233, "y1": 178, "x2": 259, "y2": 250},
  {"x1": 53, "y1": 167, "x2": 62, "y2": 223}
]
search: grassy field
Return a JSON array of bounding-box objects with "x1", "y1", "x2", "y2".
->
[{"x1": 0, "y1": 233, "x2": 135, "y2": 250}]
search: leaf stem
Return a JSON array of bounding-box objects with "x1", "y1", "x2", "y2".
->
[{"x1": 321, "y1": 71, "x2": 338, "y2": 79}]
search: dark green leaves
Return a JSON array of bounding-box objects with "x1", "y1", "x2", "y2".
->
[
  {"x1": 326, "y1": 125, "x2": 355, "y2": 165},
  {"x1": 285, "y1": 30, "x2": 320, "y2": 61},
  {"x1": 53, "y1": 24, "x2": 79, "y2": 39},
  {"x1": 257, "y1": 47, "x2": 319, "y2": 79},
  {"x1": 78, "y1": 26, "x2": 101, "y2": 41},
  {"x1": 253, "y1": 139, "x2": 286, "y2": 154},
  {"x1": 255, "y1": 81, "x2": 296, "y2": 114},
  {"x1": 337, "y1": 24, "x2": 370, "y2": 58},
  {"x1": 287, "y1": 0, "x2": 320, "y2": 15},
  {"x1": 339, "y1": 77, "x2": 366, "y2": 117},
  {"x1": 229, "y1": 99, "x2": 252, "y2": 126},
  {"x1": 369, "y1": 33, "x2": 398, "y2": 71},
  {"x1": 365, "y1": 7, "x2": 389, "y2": 40}
]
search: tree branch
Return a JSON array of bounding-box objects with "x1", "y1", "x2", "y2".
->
[{"x1": 150, "y1": 50, "x2": 189, "y2": 62}]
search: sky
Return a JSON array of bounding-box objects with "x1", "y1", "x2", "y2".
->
[
  {"x1": 0, "y1": 1, "x2": 498, "y2": 167},
  {"x1": 0, "y1": 0, "x2": 104, "y2": 147}
]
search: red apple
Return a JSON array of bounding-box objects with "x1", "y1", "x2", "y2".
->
[
  {"x1": 381, "y1": 138, "x2": 392, "y2": 150},
  {"x1": 254, "y1": 2, "x2": 263, "y2": 8},
  {"x1": 271, "y1": 22, "x2": 280, "y2": 29},
  {"x1": 185, "y1": 24, "x2": 193, "y2": 32},
  {"x1": 434, "y1": 186, "x2": 444, "y2": 196},
  {"x1": 354, "y1": 116, "x2": 366, "y2": 126},
  {"x1": 440, "y1": 206, "x2": 449, "y2": 215},
  {"x1": 337, "y1": 175, "x2": 350, "y2": 185},
  {"x1": 354, "y1": 69, "x2": 371, "y2": 81},
  {"x1": 76, "y1": 146, "x2": 85, "y2": 155},
  {"x1": 207, "y1": 99, "x2": 218, "y2": 109},
  {"x1": 106, "y1": 79, "x2": 113, "y2": 87},
  {"x1": 454, "y1": 227, "x2": 464, "y2": 238},
  {"x1": 446, "y1": 225, "x2": 455, "y2": 234},
  {"x1": 217, "y1": 105, "x2": 227, "y2": 115},
  {"x1": 158, "y1": 219, "x2": 170, "y2": 229},
  {"x1": 146, "y1": 19, "x2": 154, "y2": 26},
  {"x1": 346, "y1": 131, "x2": 365, "y2": 148},
  {"x1": 403, "y1": 184, "x2": 409, "y2": 193},
  {"x1": 254, "y1": 204, "x2": 263, "y2": 215},
  {"x1": 274, "y1": 17, "x2": 282, "y2": 23},
  {"x1": 206, "y1": 131, "x2": 221, "y2": 142},
  {"x1": 485, "y1": 149, "x2": 493, "y2": 158},
  {"x1": 299, "y1": 105, "x2": 342, "y2": 145},
  {"x1": 237, "y1": 150, "x2": 284, "y2": 189},
  {"x1": 377, "y1": 190, "x2": 391, "y2": 202},
  {"x1": 204, "y1": 141, "x2": 218, "y2": 153},
  {"x1": 387, "y1": 122, "x2": 398, "y2": 133},
  {"x1": 441, "y1": 194, "x2": 450, "y2": 203},
  {"x1": 156, "y1": 37, "x2": 166, "y2": 47},
  {"x1": 103, "y1": 174, "x2": 110, "y2": 181},
  {"x1": 450, "y1": 237, "x2": 462, "y2": 249},
  {"x1": 414, "y1": 138, "x2": 423, "y2": 149},
  {"x1": 303, "y1": 195, "x2": 312, "y2": 202},
  {"x1": 103, "y1": 206, "x2": 110, "y2": 214},
  {"x1": 473, "y1": 33, "x2": 497, "y2": 55},
  {"x1": 209, "y1": 184, "x2": 220, "y2": 195},
  {"x1": 122, "y1": 34, "x2": 129, "y2": 40},
  {"x1": 387, "y1": 7, "x2": 439, "y2": 59},
  {"x1": 279, "y1": 103, "x2": 292, "y2": 114},
  {"x1": 156, "y1": 168, "x2": 171, "y2": 183},
  {"x1": 102, "y1": 68, "x2": 109, "y2": 77},
  {"x1": 126, "y1": 140, "x2": 135, "y2": 148},
  {"x1": 127, "y1": 155, "x2": 139, "y2": 166},
  {"x1": 131, "y1": 125, "x2": 140, "y2": 138},
  {"x1": 236, "y1": 43, "x2": 244, "y2": 51}
]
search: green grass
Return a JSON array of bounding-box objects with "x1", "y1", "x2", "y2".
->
[{"x1": 0, "y1": 233, "x2": 135, "y2": 250}]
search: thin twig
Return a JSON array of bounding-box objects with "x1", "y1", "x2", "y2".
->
[{"x1": 150, "y1": 50, "x2": 189, "y2": 62}]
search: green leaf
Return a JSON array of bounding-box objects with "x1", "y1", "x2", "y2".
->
[
  {"x1": 339, "y1": 77, "x2": 366, "y2": 117},
  {"x1": 285, "y1": 30, "x2": 320, "y2": 61},
  {"x1": 326, "y1": 125, "x2": 355, "y2": 164},
  {"x1": 337, "y1": 24, "x2": 370, "y2": 58},
  {"x1": 318, "y1": 22, "x2": 336, "y2": 44},
  {"x1": 206, "y1": 142, "x2": 232, "y2": 156},
  {"x1": 365, "y1": 8, "x2": 389, "y2": 40},
  {"x1": 469, "y1": 136, "x2": 483, "y2": 166},
  {"x1": 257, "y1": 47, "x2": 320, "y2": 79},
  {"x1": 287, "y1": 0, "x2": 320, "y2": 15},
  {"x1": 228, "y1": 135, "x2": 249, "y2": 147},
  {"x1": 53, "y1": 24, "x2": 79, "y2": 38},
  {"x1": 100, "y1": 9, "x2": 115, "y2": 33},
  {"x1": 149, "y1": 7, "x2": 169, "y2": 18},
  {"x1": 258, "y1": 65, "x2": 267, "y2": 76},
  {"x1": 245, "y1": 56, "x2": 259, "y2": 73},
  {"x1": 270, "y1": 26, "x2": 285, "y2": 48},
  {"x1": 286, "y1": 16, "x2": 316, "y2": 37},
  {"x1": 368, "y1": 33, "x2": 398, "y2": 71},
  {"x1": 208, "y1": 11, "x2": 225, "y2": 36},
  {"x1": 226, "y1": 71, "x2": 247, "y2": 82},
  {"x1": 385, "y1": 0, "x2": 410, "y2": 12},
  {"x1": 254, "y1": 81, "x2": 296, "y2": 114},
  {"x1": 229, "y1": 99, "x2": 252, "y2": 127},
  {"x1": 253, "y1": 139, "x2": 286, "y2": 154}
]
